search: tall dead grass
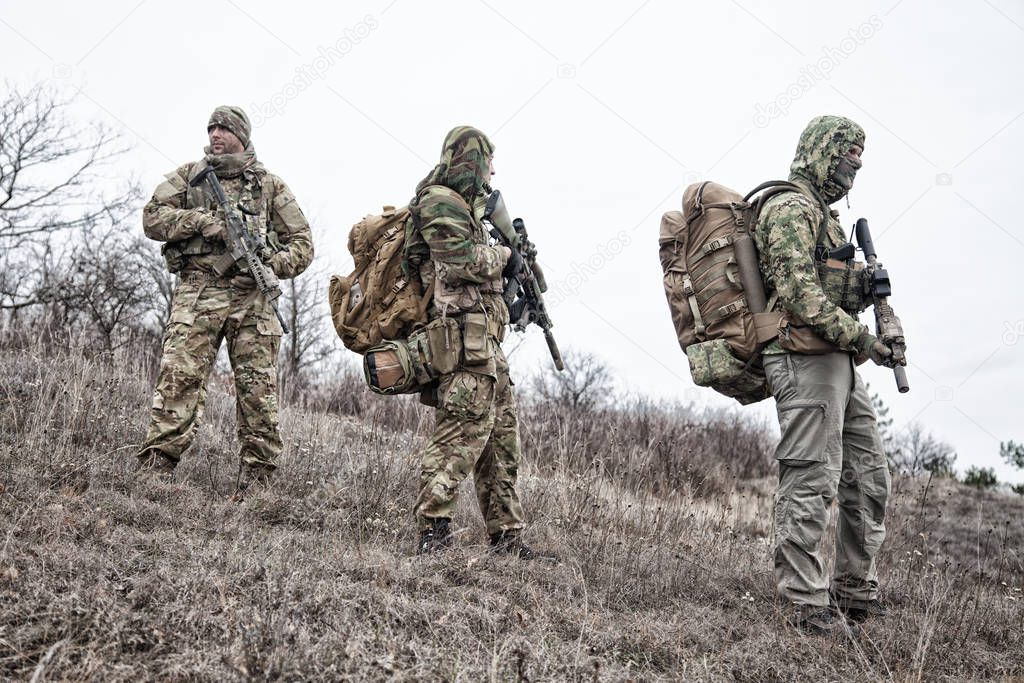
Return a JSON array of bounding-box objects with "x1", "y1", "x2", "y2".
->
[{"x1": 0, "y1": 338, "x2": 1021, "y2": 680}]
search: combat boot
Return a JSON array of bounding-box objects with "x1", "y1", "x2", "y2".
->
[
  {"x1": 417, "y1": 518, "x2": 452, "y2": 555},
  {"x1": 136, "y1": 451, "x2": 177, "y2": 482},
  {"x1": 788, "y1": 605, "x2": 860, "y2": 638},
  {"x1": 232, "y1": 462, "x2": 274, "y2": 501},
  {"x1": 489, "y1": 530, "x2": 549, "y2": 561},
  {"x1": 833, "y1": 595, "x2": 888, "y2": 624}
]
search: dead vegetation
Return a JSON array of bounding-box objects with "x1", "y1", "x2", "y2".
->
[{"x1": 0, "y1": 339, "x2": 1022, "y2": 681}]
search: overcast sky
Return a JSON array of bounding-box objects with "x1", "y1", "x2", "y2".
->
[{"x1": 3, "y1": 0, "x2": 1022, "y2": 482}]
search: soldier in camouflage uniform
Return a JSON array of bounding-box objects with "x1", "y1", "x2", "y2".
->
[
  {"x1": 136, "y1": 106, "x2": 313, "y2": 490},
  {"x1": 405, "y1": 126, "x2": 534, "y2": 557},
  {"x1": 755, "y1": 115, "x2": 898, "y2": 635}
]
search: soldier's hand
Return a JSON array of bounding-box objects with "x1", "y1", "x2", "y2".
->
[
  {"x1": 502, "y1": 246, "x2": 523, "y2": 278},
  {"x1": 199, "y1": 214, "x2": 226, "y2": 242},
  {"x1": 857, "y1": 332, "x2": 894, "y2": 367}
]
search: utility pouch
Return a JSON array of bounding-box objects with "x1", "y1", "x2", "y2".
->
[
  {"x1": 684, "y1": 339, "x2": 769, "y2": 405},
  {"x1": 461, "y1": 312, "x2": 490, "y2": 366},
  {"x1": 753, "y1": 311, "x2": 783, "y2": 344},
  {"x1": 161, "y1": 243, "x2": 185, "y2": 274},
  {"x1": 364, "y1": 340, "x2": 421, "y2": 395},
  {"x1": 424, "y1": 316, "x2": 462, "y2": 375},
  {"x1": 777, "y1": 316, "x2": 840, "y2": 355}
]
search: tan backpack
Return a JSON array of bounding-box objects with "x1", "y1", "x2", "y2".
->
[
  {"x1": 328, "y1": 205, "x2": 431, "y2": 354},
  {"x1": 659, "y1": 180, "x2": 832, "y2": 404}
]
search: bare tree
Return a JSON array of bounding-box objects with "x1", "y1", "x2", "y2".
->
[
  {"x1": 279, "y1": 259, "x2": 337, "y2": 400},
  {"x1": 531, "y1": 348, "x2": 614, "y2": 411},
  {"x1": 0, "y1": 82, "x2": 137, "y2": 311},
  {"x1": 890, "y1": 422, "x2": 957, "y2": 478},
  {"x1": 44, "y1": 224, "x2": 165, "y2": 351}
]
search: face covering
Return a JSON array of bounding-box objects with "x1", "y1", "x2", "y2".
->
[{"x1": 822, "y1": 153, "x2": 862, "y2": 204}]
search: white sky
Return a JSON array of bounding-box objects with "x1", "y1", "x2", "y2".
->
[{"x1": 3, "y1": 0, "x2": 1022, "y2": 482}]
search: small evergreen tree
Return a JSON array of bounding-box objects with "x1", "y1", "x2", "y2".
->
[
  {"x1": 963, "y1": 466, "x2": 998, "y2": 490},
  {"x1": 1000, "y1": 440, "x2": 1024, "y2": 495}
]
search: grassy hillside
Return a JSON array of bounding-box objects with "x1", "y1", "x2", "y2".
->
[{"x1": 1, "y1": 340, "x2": 1022, "y2": 681}]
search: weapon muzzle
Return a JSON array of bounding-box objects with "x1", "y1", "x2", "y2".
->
[
  {"x1": 895, "y1": 366, "x2": 909, "y2": 393},
  {"x1": 855, "y1": 218, "x2": 877, "y2": 261}
]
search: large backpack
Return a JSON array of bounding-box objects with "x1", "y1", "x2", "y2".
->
[
  {"x1": 328, "y1": 205, "x2": 430, "y2": 354},
  {"x1": 659, "y1": 180, "x2": 829, "y2": 404}
]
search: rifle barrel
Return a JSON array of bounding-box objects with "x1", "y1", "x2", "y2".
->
[
  {"x1": 895, "y1": 365, "x2": 909, "y2": 393},
  {"x1": 855, "y1": 218, "x2": 877, "y2": 261}
]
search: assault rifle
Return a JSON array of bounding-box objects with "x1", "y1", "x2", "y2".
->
[
  {"x1": 483, "y1": 190, "x2": 565, "y2": 372},
  {"x1": 190, "y1": 166, "x2": 290, "y2": 334},
  {"x1": 855, "y1": 218, "x2": 908, "y2": 393}
]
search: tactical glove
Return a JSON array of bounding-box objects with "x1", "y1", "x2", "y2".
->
[
  {"x1": 502, "y1": 246, "x2": 523, "y2": 278},
  {"x1": 856, "y1": 332, "x2": 894, "y2": 367}
]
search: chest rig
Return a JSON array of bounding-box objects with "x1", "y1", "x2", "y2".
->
[
  {"x1": 813, "y1": 210, "x2": 869, "y2": 315},
  {"x1": 163, "y1": 164, "x2": 277, "y2": 273}
]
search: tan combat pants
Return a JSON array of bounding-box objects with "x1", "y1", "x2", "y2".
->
[
  {"x1": 415, "y1": 345, "x2": 525, "y2": 535},
  {"x1": 764, "y1": 352, "x2": 891, "y2": 608},
  {"x1": 137, "y1": 275, "x2": 283, "y2": 470}
]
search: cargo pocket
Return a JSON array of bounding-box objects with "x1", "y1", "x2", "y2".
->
[
  {"x1": 439, "y1": 371, "x2": 495, "y2": 421},
  {"x1": 775, "y1": 399, "x2": 829, "y2": 462}
]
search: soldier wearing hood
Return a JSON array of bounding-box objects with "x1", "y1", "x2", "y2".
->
[
  {"x1": 754, "y1": 115, "x2": 894, "y2": 635},
  {"x1": 136, "y1": 105, "x2": 313, "y2": 492},
  {"x1": 405, "y1": 126, "x2": 534, "y2": 558}
]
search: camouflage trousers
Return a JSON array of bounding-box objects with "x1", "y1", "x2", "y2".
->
[
  {"x1": 415, "y1": 347, "x2": 525, "y2": 535},
  {"x1": 137, "y1": 275, "x2": 283, "y2": 470},
  {"x1": 764, "y1": 352, "x2": 891, "y2": 609}
]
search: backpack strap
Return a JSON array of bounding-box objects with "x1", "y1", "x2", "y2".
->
[{"x1": 744, "y1": 180, "x2": 831, "y2": 255}]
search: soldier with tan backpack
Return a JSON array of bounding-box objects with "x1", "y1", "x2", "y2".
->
[
  {"x1": 329, "y1": 126, "x2": 553, "y2": 560},
  {"x1": 659, "y1": 115, "x2": 907, "y2": 636}
]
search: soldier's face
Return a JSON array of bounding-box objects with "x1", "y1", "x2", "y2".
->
[
  {"x1": 482, "y1": 156, "x2": 496, "y2": 183},
  {"x1": 208, "y1": 125, "x2": 244, "y2": 155}
]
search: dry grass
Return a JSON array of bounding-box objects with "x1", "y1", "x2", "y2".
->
[{"x1": 0, "y1": 339, "x2": 1022, "y2": 681}]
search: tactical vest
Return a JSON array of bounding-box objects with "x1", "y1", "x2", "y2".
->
[{"x1": 162, "y1": 162, "x2": 278, "y2": 273}]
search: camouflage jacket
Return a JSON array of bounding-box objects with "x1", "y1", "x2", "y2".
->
[
  {"x1": 754, "y1": 115, "x2": 869, "y2": 353},
  {"x1": 409, "y1": 184, "x2": 509, "y2": 328},
  {"x1": 143, "y1": 155, "x2": 313, "y2": 281},
  {"x1": 406, "y1": 126, "x2": 509, "y2": 329}
]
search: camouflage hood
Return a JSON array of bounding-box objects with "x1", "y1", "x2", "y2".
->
[
  {"x1": 788, "y1": 115, "x2": 865, "y2": 205},
  {"x1": 416, "y1": 126, "x2": 494, "y2": 202}
]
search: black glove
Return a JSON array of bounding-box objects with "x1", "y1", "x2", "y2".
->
[{"x1": 502, "y1": 246, "x2": 523, "y2": 278}]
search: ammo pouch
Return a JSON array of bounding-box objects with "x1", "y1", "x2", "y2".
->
[
  {"x1": 684, "y1": 339, "x2": 770, "y2": 405},
  {"x1": 817, "y1": 258, "x2": 867, "y2": 314},
  {"x1": 420, "y1": 316, "x2": 463, "y2": 375},
  {"x1": 460, "y1": 312, "x2": 490, "y2": 366},
  {"x1": 161, "y1": 243, "x2": 185, "y2": 274},
  {"x1": 160, "y1": 234, "x2": 225, "y2": 274}
]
